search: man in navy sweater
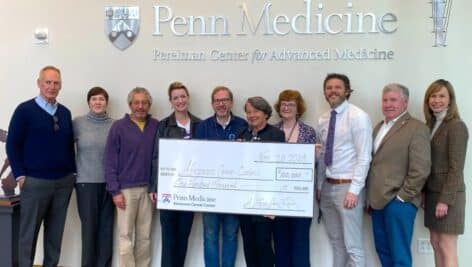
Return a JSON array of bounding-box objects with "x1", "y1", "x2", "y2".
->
[
  {"x1": 195, "y1": 86, "x2": 247, "y2": 267},
  {"x1": 6, "y1": 65, "x2": 75, "y2": 267}
]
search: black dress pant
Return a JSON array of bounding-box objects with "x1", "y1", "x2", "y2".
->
[
  {"x1": 19, "y1": 174, "x2": 74, "y2": 267},
  {"x1": 76, "y1": 183, "x2": 114, "y2": 267},
  {"x1": 160, "y1": 209, "x2": 194, "y2": 267},
  {"x1": 239, "y1": 215, "x2": 274, "y2": 267}
]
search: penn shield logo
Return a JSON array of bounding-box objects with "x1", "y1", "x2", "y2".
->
[
  {"x1": 162, "y1": 193, "x2": 172, "y2": 204},
  {"x1": 105, "y1": 6, "x2": 140, "y2": 50}
]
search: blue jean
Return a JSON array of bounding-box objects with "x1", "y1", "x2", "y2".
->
[
  {"x1": 203, "y1": 213, "x2": 239, "y2": 267},
  {"x1": 273, "y1": 217, "x2": 312, "y2": 267},
  {"x1": 371, "y1": 199, "x2": 417, "y2": 267}
]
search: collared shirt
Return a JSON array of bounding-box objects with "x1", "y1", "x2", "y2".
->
[
  {"x1": 318, "y1": 100, "x2": 372, "y2": 194},
  {"x1": 217, "y1": 115, "x2": 231, "y2": 130},
  {"x1": 373, "y1": 111, "x2": 407, "y2": 153},
  {"x1": 194, "y1": 113, "x2": 246, "y2": 141},
  {"x1": 35, "y1": 95, "x2": 58, "y2": 115},
  {"x1": 131, "y1": 119, "x2": 146, "y2": 132}
]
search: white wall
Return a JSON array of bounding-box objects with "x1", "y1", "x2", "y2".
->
[{"x1": 1, "y1": 1, "x2": 471, "y2": 266}]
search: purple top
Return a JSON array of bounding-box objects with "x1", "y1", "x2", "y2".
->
[
  {"x1": 104, "y1": 114, "x2": 159, "y2": 195},
  {"x1": 275, "y1": 120, "x2": 317, "y2": 144}
]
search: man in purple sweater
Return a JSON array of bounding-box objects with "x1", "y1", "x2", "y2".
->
[{"x1": 104, "y1": 87, "x2": 159, "y2": 267}]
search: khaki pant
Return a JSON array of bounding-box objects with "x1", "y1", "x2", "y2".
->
[
  {"x1": 117, "y1": 186, "x2": 153, "y2": 267},
  {"x1": 320, "y1": 183, "x2": 366, "y2": 267}
]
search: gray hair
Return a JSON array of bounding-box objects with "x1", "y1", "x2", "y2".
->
[
  {"x1": 127, "y1": 87, "x2": 152, "y2": 106},
  {"x1": 383, "y1": 83, "x2": 409, "y2": 100},
  {"x1": 245, "y1": 96, "x2": 272, "y2": 119},
  {"x1": 39, "y1": 65, "x2": 61, "y2": 78}
]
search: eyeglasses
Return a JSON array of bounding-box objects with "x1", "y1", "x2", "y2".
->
[
  {"x1": 213, "y1": 98, "x2": 231, "y2": 104},
  {"x1": 280, "y1": 102, "x2": 297, "y2": 108},
  {"x1": 53, "y1": 115, "x2": 60, "y2": 131}
]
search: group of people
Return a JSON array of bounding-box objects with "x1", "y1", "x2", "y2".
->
[{"x1": 5, "y1": 65, "x2": 467, "y2": 267}]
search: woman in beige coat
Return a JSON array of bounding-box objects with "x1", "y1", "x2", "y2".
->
[{"x1": 423, "y1": 79, "x2": 468, "y2": 267}]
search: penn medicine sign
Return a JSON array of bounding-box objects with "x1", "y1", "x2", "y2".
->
[{"x1": 153, "y1": 0, "x2": 398, "y2": 36}]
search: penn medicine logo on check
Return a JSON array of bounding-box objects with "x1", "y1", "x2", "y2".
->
[{"x1": 161, "y1": 193, "x2": 172, "y2": 204}]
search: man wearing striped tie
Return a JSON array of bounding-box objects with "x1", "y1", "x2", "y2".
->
[{"x1": 317, "y1": 73, "x2": 373, "y2": 267}]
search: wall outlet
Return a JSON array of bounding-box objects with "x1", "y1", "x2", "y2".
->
[{"x1": 417, "y1": 238, "x2": 433, "y2": 254}]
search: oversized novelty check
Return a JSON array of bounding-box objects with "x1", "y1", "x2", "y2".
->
[{"x1": 157, "y1": 139, "x2": 315, "y2": 217}]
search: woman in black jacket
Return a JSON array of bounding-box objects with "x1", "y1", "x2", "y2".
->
[
  {"x1": 238, "y1": 96, "x2": 285, "y2": 267},
  {"x1": 150, "y1": 81, "x2": 201, "y2": 267}
]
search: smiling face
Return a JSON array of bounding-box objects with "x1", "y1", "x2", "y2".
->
[
  {"x1": 129, "y1": 92, "x2": 150, "y2": 122},
  {"x1": 324, "y1": 78, "x2": 349, "y2": 108},
  {"x1": 382, "y1": 89, "x2": 408, "y2": 122},
  {"x1": 245, "y1": 102, "x2": 267, "y2": 130},
  {"x1": 279, "y1": 100, "x2": 298, "y2": 121},
  {"x1": 170, "y1": 88, "x2": 189, "y2": 113},
  {"x1": 37, "y1": 69, "x2": 61, "y2": 103},
  {"x1": 428, "y1": 86, "x2": 450, "y2": 113},
  {"x1": 212, "y1": 89, "x2": 233, "y2": 120},
  {"x1": 88, "y1": 94, "x2": 108, "y2": 115}
]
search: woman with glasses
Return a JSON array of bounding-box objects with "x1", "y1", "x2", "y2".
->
[
  {"x1": 273, "y1": 89, "x2": 317, "y2": 267},
  {"x1": 150, "y1": 81, "x2": 201, "y2": 267},
  {"x1": 73, "y1": 87, "x2": 114, "y2": 267}
]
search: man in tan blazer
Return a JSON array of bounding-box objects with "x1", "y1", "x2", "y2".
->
[{"x1": 367, "y1": 83, "x2": 431, "y2": 267}]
